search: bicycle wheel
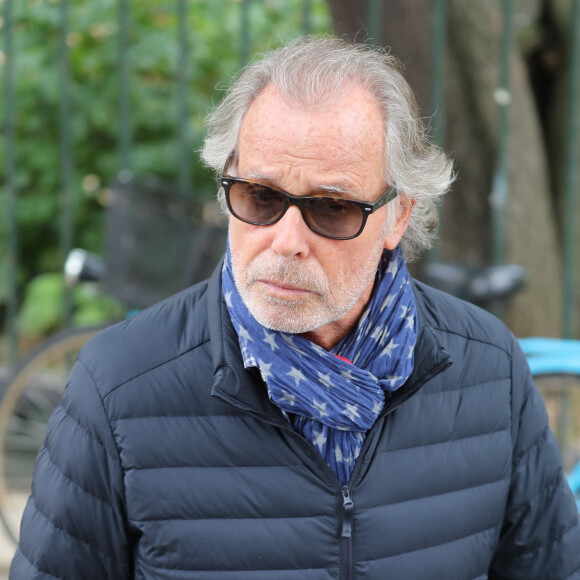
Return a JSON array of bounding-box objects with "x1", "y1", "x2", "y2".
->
[
  {"x1": 0, "y1": 325, "x2": 106, "y2": 545},
  {"x1": 534, "y1": 373, "x2": 580, "y2": 474}
]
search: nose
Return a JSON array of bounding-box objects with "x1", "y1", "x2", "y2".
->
[{"x1": 270, "y1": 205, "x2": 312, "y2": 258}]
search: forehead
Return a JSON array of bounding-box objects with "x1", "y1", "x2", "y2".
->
[{"x1": 237, "y1": 84, "x2": 386, "y2": 186}]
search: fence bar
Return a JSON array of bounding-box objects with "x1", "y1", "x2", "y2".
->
[
  {"x1": 59, "y1": 0, "x2": 74, "y2": 325},
  {"x1": 430, "y1": 0, "x2": 446, "y2": 148},
  {"x1": 366, "y1": 0, "x2": 381, "y2": 45},
  {"x1": 429, "y1": 0, "x2": 447, "y2": 262},
  {"x1": 118, "y1": 0, "x2": 132, "y2": 173},
  {"x1": 490, "y1": 0, "x2": 514, "y2": 267},
  {"x1": 3, "y1": 0, "x2": 18, "y2": 361},
  {"x1": 240, "y1": 0, "x2": 251, "y2": 67},
  {"x1": 562, "y1": 0, "x2": 580, "y2": 338},
  {"x1": 176, "y1": 0, "x2": 191, "y2": 196},
  {"x1": 303, "y1": 0, "x2": 312, "y2": 35}
]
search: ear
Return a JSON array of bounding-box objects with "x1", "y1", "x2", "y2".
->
[{"x1": 383, "y1": 194, "x2": 415, "y2": 250}]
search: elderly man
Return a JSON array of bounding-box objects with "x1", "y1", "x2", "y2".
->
[{"x1": 12, "y1": 37, "x2": 580, "y2": 579}]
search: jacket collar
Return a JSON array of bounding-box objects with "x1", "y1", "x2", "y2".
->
[{"x1": 208, "y1": 259, "x2": 452, "y2": 422}]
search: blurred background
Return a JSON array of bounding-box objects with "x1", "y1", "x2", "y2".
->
[
  {"x1": 1, "y1": 0, "x2": 580, "y2": 359},
  {"x1": 1, "y1": 0, "x2": 580, "y2": 569}
]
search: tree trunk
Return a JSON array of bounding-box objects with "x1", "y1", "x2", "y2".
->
[{"x1": 327, "y1": 0, "x2": 563, "y2": 336}]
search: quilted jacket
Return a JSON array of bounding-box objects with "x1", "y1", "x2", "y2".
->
[{"x1": 12, "y1": 263, "x2": 580, "y2": 579}]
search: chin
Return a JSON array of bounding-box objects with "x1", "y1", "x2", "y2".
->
[{"x1": 248, "y1": 299, "x2": 327, "y2": 335}]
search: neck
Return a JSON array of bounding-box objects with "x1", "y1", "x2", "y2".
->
[{"x1": 299, "y1": 281, "x2": 375, "y2": 350}]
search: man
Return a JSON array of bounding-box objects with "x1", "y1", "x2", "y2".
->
[{"x1": 12, "y1": 37, "x2": 580, "y2": 579}]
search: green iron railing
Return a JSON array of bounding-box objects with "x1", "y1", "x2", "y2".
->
[
  {"x1": 3, "y1": 0, "x2": 18, "y2": 362},
  {"x1": 2, "y1": 0, "x2": 580, "y2": 360},
  {"x1": 59, "y1": 0, "x2": 74, "y2": 327},
  {"x1": 118, "y1": 0, "x2": 132, "y2": 175},
  {"x1": 176, "y1": 0, "x2": 192, "y2": 196},
  {"x1": 491, "y1": 0, "x2": 514, "y2": 269},
  {"x1": 366, "y1": 0, "x2": 382, "y2": 46},
  {"x1": 428, "y1": 0, "x2": 447, "y2": 263},
  {"x1": 563, "y1": 0, "x2": 580, "y2": 339}
]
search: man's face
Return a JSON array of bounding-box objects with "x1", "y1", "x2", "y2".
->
[{"x1": 228, "y1": 84, "x2": 411, "y2": 349}]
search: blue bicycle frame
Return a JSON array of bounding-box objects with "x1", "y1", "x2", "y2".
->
[{"x1": 519, "y1": 337, "x2": 580, "y2": 510}]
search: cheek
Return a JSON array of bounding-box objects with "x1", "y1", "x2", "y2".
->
[{"x1": 228, "y1": 219, "x2": 267, "y2": 263}]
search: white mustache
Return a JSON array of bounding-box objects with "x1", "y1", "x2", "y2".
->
[{"x1": 247, "y1": 255, "x2": 329, "y2": 294}]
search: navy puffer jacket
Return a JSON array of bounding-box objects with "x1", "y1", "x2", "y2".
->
[{"x1": 12, "y1": 264, "x2": 580, "y2": 579}]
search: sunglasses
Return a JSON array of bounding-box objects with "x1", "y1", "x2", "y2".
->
[{"x1": 219, "y1": 176, "x2": 399, "y2": 240}]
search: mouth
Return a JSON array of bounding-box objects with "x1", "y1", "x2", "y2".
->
[{"x1": 258, "y1": 279, "x2": 314, "y2": 298}]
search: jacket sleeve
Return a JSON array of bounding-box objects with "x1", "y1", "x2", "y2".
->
[
  {"x1": 489, "y1": 338, "x2": 580, "y2": 579},
  {"x1": 10, "y1": 357, "x2": 132, "y2": 579}
]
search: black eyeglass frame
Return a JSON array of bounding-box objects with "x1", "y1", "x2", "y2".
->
[{"x1": 219, "y1": 176, "x2": 399, "y2": 240}]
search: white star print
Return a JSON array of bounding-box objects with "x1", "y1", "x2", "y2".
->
[
  {"x1": 372, "y1": 400, "x2": 382, "y2": 415},
  {"x1": 224, "y1": 291, "x2": 233, "y2": 308},
  {"x1": 408, "y1": 345, "x2": 414, "y2": 359},
  {"x1": 317, "y1": 372, "x2": 333, "y2": 389},
  {"x1": 258, "y1": 360, "x2": 273, "y2": 382},
  {"x1": 381, "y1": 293, "x2": 397, "y2": 312},
  {"x1": 386, "y1": 258, "x2": 399, "y2": 277},
  {"x1": 380, "y1": 339, "x2": 399, "y2": 358},
  {"x1": 343, "y1": 403, "x2": 360, "y2": 422},
  {"x1": 341, "y1": 369, "x2": 354, "y2": 382},
  {"x1": 370, "y1": 325, "x2": 386, "y2": 342},
  {"x1": 343, "y1": 453, "x2": 354, "y2": 468},
  {"x1": 309, "y1": 342, "x2": 326, "y2": 355},
  {"x1": 357, "y1": 310, "x2": 370, "y2": 332},
  {"x1": 335, "y1": 445, "x2": 344, "y2": 463},
  {"x1": 312, "y1": 399, "x2": 329, "y2": 418},
  {"x1": 405, "y1": 314, "x2": 415, "y2": 330},
  {"x1": 263, "y1": 330, "x2": 279, "y2": 351},
  {"x1": 400, "y1": 305, "x2": 411, "y2": 319},
  {"x1": 238, "y1": 325, "x2": 253, "y2": 343},
  {"x1": 281, "y1": 335, "x2": 307, "y2": 356},
  {"x1": 385, "y1": 375, "x2": 403, "y2": 388},
  {"x1": 312, "y1": 430, "x2": 327, "y2": 451},
  {"x1": 287, "y1": 366, "x2": 306, "y2": 386},
  {"x1": 279, "y1": 390, "x2": 296, "y2": 406}
]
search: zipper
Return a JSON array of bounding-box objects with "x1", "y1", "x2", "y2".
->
[
  {"x1": 341, "y1": 486, "x2": 354, "y2": 538},
  {"x1": 212, "y1": 354, "x2": 452, "y2": 580},
  {"x1": 341, "y1": 486, "x2": 354, "y2": 580},
  {"x1": 335, "y1": 355, "x2": 452, "y2": 580}
]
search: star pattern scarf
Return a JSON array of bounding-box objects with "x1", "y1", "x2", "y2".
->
[{"x1": 222, "y1": 246, "x2": 417, "y2": 484}]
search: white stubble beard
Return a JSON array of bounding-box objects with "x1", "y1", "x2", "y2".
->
[{"x1": 229, "y1": 234, "x2": 388, "y2": 334}]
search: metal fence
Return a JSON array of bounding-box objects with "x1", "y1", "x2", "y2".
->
[{"x1": 2, "y1": 0, "x2": 580, "y2": 361}]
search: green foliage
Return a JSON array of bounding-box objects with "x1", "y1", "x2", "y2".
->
[
  {"x1": 17, "y1": 274, "x2": 64, "y2": 340},
  {"x1": 71, "y1": 283, "x2": 124, "y2": 327},
  {"x1": 1, "y1": 0, "x2": 332, "y2": 339},
  {"x1": 17, "y1": 273, "x2": 123, "y2": 339}
]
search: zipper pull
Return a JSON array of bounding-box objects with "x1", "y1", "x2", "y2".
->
[{"x1": 341, "y1": 486, "x2": 354, "y2": 538}]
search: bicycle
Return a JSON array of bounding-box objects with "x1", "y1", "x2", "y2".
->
[
  {"x1": 1, "y1": 252, "x2": 578, "y2": 546},
  {"x1": 422, "y1": 261, "x2": 580, "y2": 510},
  {"x1": 519, "y1": 337, "x2": 580, "y2": 510},
  {"x1": 0, "y1": 175, "x2": 227, "y2": 545}
]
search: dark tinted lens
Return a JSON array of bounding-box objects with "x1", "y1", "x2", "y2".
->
[
  {"x1": 228, "y1": 181, "x2": 287, "y2": 224},
  {"x1": 303, "y1": 197, "x2": 364, "y2": 238}
]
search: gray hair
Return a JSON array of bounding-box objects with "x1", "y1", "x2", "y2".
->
[{"x1": 201, "y1": 36, "x2": 454, "y2": 260}]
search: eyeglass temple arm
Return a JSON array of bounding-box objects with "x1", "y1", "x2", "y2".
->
[{"x1": 367, "y1": 187, "x2": 399, "y2": 213}]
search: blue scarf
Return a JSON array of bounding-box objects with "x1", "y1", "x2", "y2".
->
[{"x1": 222, "y1": 247, "x2": 417, "y2": 484}]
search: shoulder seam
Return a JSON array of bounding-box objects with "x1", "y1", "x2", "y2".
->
[
  {"x1": 57, "y1": 401, "x2": 119, "y2": 465},
  {"x1": 426, "y1": 325, "x2": 512, "y2": 359},
  {"x1": 26, "y1": 495, "x2": 127, "y2": 567},
  {"x1": 13, "y1": 548, "x2": 64, "y2": 580},
  {"x1": 75, "y1": 358, "x2": 129, "y2": 511},
  {"x1": 92, "y1": 337, "x2": 212, "y2": 400}
]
